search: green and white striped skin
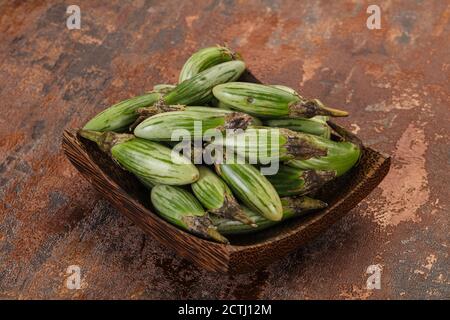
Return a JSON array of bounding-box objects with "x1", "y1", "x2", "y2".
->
[
  {"x1": 151, "y1": 185, "x2": 228, "y2": 243},
  {"x1": 134, "y1": 108, "x2": 253, "y2": 141},
  {"x1": 163, "y1": 60, "x2": 246, "y2": 106},
  {"x1": 213, "y1": 82, "x2": 298, "y2": 118},
  {"x1": 83, "y1": 91, "x2": 162, "y2": 132},
  {"x1": 191, "y1": 166, "x2": 256, "y2": 226},
  {"x1": 264, "y1": 117, "x2": 331, "y2": 138},
  {"x1": 265, "y1": 165, "x2": 336, "y2": 197},
  {"x1": 133, "y1": 104, "x2": 256, "y2": 134},
  {"x1": 111, "y1": 139, "x2": 199, "y2": 186},
  {"x1": 213, "y1": 82, "x2": 348, "y2": 119},
  {"x1": 286, "y1": 138, "x2": 361, "y2": 177},
  {"x1": 211, "y1": 127, "x2": 328, "y2": 163},
  {"x1": 212, "y1": 196, "x2": 328, "y2": 235},
  {"x1": 270, "y1": 84, "x2": 302, "y2": 97},
  {"x1": 179, "y1": 46, "x2": 241, "y2": 83},
  {"x1": 153, "y1": 83, "x2": 176, "y2": 93},
  {"x1": 78, "y1": 130, "x2": 199, "y2": 185},
  {"x1": 214, "y1": 163, "x2": 283, "y2": 221}
]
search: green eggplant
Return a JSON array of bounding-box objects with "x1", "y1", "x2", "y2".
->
[
  {"x1": 163, "y1": 60, "x2": 246, "y2": 106},
  {"x1": 265, "y1": 165, "x2": 335, "y2": 196},
  {"x1": 211, "y1": 127, "x2": 328, "y2": 163},
  {"x1": 215, "y1": 163, "x2": 283, "y2": 221},
  {"x1": 134, "y1": 108, "x2": 253, "y2": 141},
  {"x1": 83, "y1": 91, "x2": 162, "y2": 132},
  {"x1": 212, "y1": 196, "x2": 327, "y2": 235},
  {"x1": 78, "y1": 130, "x2": 199, "y2": 185},
  {"x1": 286, "y1": 138, "x2": 361, "y2": 177},
  {"x1": 191, "y1": 166, "x2": 256, "y2": 226},
  {"x1": 151, "y1": 185, "x2": 228, "y2": 243},
  {"x1": 179, "y1": 46, "x2": 241, "y2": 83},
  {"x1": 213, "y1": 82, "x2": 348, "y2": 118}
]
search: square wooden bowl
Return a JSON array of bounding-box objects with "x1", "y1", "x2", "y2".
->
[{"x1": 62, "y1": 72, "x2": 391, "y2": 273}]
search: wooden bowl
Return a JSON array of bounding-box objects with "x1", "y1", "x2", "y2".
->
[{"x1": 62, "y1": 72, "x2": 391, "y2": 273}]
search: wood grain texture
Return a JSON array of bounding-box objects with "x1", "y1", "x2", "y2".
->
[{"x1": 63, "y1": 121, "x2": 390, "y2": 273}]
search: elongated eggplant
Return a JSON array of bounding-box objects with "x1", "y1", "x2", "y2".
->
[
  {"x1": 215, "y1": 163, "x2": 283, "y2": 221},
  {"x1": 83, "y1": 91, "x2": 163, "y2": 132},
  {"x1": 134, "y1": 108, "x2": 253, "y2": 141},
  {"x1": 179, "y1": 46, "x2": 241, "y2": 83},
  {"x1": 163, "y1": 60, "x2": 246, "y2": 106},
  {"x1": 78, "y1": 130, "x2": 199, "y2": 185},
  {"x1": 191, "y1": 166, "x2": 256, "y2": 226},
  {"x1": 265, "y1": 165, "x2": 335, "y2": 196},
  {"x1": 211, "y1": 127, "x2": 328, "y2": 163},
  {"x1": 151, "y1": 185, "x2": 228, "y2": 243},
  {"x1": 213, "y1": 82, "x2": 348, "y2": 118},
  {"x1": 212, "y1": 196, "x2": 327, "y2": 235},
  {"x1": 264, "y1": 117, "x2": 331, "y2": 138},
  {"x1": 286, "y1": 138, "x2": 361, "y2": 176}
]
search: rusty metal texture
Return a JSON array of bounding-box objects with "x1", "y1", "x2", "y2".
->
[{"x1": 0, "y1": 0, "x2": 449, "y2": 299}]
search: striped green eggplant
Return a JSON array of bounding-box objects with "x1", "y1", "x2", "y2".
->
[
  {"x1": 265, "y1": 165, "x2": 335, "y2": 197},
  {"x1": 83, "y1": 91, "x2": 163, "y2": 132},
  {"x1": 286, "y1": 137, "x2": 361, "y2": 177},
  {"x1": 151, "y1": 185, "x2": 228, "y2": 243},
  {"x1": 179, "y1": 46, "x2": 241, "y2": 83},
  {"x1": 191, "y1": 166, "x2": 256, "y2": 226},
  {"x1": 163, "y1": 60, "x2": 245, "y2": 106},
  {"x1": 188, "y1": 107, "x2": 262, "y2": 126},
  {"x1": 211, "y1": 127, "x2": 328, "y2": 163},
  {"x1": 214, "y1": 163, "x2": 282, "y2": 221},
  {"x1": 212, "y1": 82, "x2": 348, "y2": 118},
  {"x1": 264, "y1": 117, "x2": 331, "y2": 138},
  {"x1": 78, "y1": 130, "x2": 199, "y2": 185},
  {"x1": 212, "y1": 196, "x2": 327, "y2": 235},
  {"x1": 134, "y1": 108, "x2": 253, "y2": 141}
]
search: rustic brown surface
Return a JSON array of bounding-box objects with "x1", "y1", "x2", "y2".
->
[{"x1": 0, "y1": 0, "x2": 448, "y2": 299}]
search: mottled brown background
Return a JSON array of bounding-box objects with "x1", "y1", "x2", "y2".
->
[{"x1": 0, "y1": 0, "x2": 449, "y2": 299}]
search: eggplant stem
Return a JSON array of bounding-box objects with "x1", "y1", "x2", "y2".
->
[
  {"x1": 289, "y1": 99, "x2": 348, "y2": 118},
  {"x1": 78, "y1": 129, "x2": 134, "y2": 153},
  {"x1": 327, "y1": 121, "x2": 363, "y2": 147},
  {"x1": 206, "y1": 227, "x2": 230, "y2": 244}
]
